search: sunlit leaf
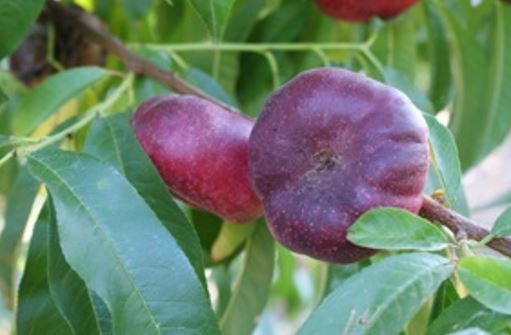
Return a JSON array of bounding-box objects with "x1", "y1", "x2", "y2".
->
[
  {"x1": 220, "y1": 221, "x2": 274, "y2": 335},
  {"x1": 298, "y1": 253, "x2": 453, "y2": 335},
  {"x1": 27, "y1": 150, "x2": 219, "y2": 334},
  {"x1": 459, "y1": 256, "x2": 511, "y2": 315},
  {"x1": 13, "y1": 67, "x2": 108, "y2": 135},
  {"x1": 348, "y1": 208, "x2": 451, "y2": 252},
  {"x1": 491, "y1": 206, "x2": 511, "y2": 237}
]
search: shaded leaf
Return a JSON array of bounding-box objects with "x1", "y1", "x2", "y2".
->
[
  {"x1": 16, "y1": 205, "x2": 74, "y2": 335},
  {"x1": 440, "y1": 2, "x2": 511, "y2": 169},
  {"x1": 423, "y1": 0, "x2": 453, "y2": 111},
  {"x1": 459, "y1": 256, "x2": 511, "y2": 315},
  {"x1": 220, "y1": 221, "x2": 275, "y2": 335},
  {"x1": 298, "y1": 253, "x2": 453, "y2": 335},
  {"x1": 122, "y1": 0, "x2": 152, "y2": 19},
  {"x1": 83, "y1": 113, "x2": 205, "y2": 284},
  {"x1": 188, "y1": 0, "x2": 237, "y2": 40},
  {"x1": 0, "y1": 0, "x2": 45, "y2": 58},
  {"x1": 491, "y1": 206, "x2": 511, "y2": 237},
  {"x1": 348, "y1": 208, "x2": 451, "y2": 252},
  {"x1": 0, "y1": 167, "x2": 39, "y2": 308},
  {"x1": 185, "y1": 68, "x2": 235, "y2": 106},
  {"x1": 13, "y1": 67, "x2": 108, "y2": 135},
  {"x1": 211, "y1": 223, "x2": 255, "y2": 263},
  {"x1": 47, "y1": 199, "x2": 101, "y2": 335},
  {"x1": 323, "y1": 261, "x2": 366, "y2": 297},
  {"x1": 27, "y1": 149, "x2": 219, "y2": 335},
  {"x1": 427, "y1": 297, "x2": 511, "y2": 335},
  {"x1": 0, "y1": 87, "x2": 7, "y2": 105}
]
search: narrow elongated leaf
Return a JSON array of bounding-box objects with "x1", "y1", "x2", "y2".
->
[
  {"x1": 16, "y1": 205, "x2": 74, "y2": 335},
  {"x1": 13, "y1": 67, "x2": 108, "y2": 135},
  {"x1": 0, "y1": 87, "x2": 7, "y2": 105},
  {"x1": 188, "y1": 0, "x2": 237, "y2": 40},
  {"x1": 220, "y1": 221, "x2": 275, "y2": 335},
  {"x1": 387, "y1": 17, "x2": 417, "y2": 81},
  {"x1": 122, "y1": 0, "x2": 152, "y2": 19},
  {"x1": 47, "y1": 200, "x2": 101, "y2": 335},
  {"x1": 0, "y1": 167, "x2": 39, "y2": 308},
  {"x1": 427, "y1": 297, "x2": 511, "y2": 335},
  {"x1": 90, "y1": 292, "x2": 113, "y2": 335},
  {"x1": 0, "y1": 0, "x2": 45, "y2": 58},
  {"x1": 298, "y1": 253, "x2": 453, "y2": 335},
  {"x1": 83, "y1": 113, "x2": 205, "y2": 283},
  {"x1": 211, "y1": 223, "x2": 255, "y2": 262},
  {"x1": 348, "y1": 208, "x2": 451, "y2": 252},
  {"x1": 27, "y1": 150, "x2": 219, "y2": 335},
  {"x1": 441, "y1": 2, "x2": 511, "y2": 169},
  {"x1": 459, "y1": 256, "x2": 511, "y2": 315},
  {"x1": 423, "y1": 0, "x2": 453, "y2": 111},
  {"x1": 323, "y1": 262, "x2": 366, "y2": 297},
  {"x1": 424, "y1": 113, "x2": 468, "y2": 215},
  {"x1": 491, "y1": 206, "x2": 511, "y2": 237}
]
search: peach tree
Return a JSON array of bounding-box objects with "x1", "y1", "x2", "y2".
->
[{"x1": 1, "y1": 0, "x2": 511, "y2": 334}]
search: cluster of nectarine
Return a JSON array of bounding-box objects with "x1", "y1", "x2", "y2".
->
[{"x1": 132, "y1": 1, "x2": 427, "y2": 264}]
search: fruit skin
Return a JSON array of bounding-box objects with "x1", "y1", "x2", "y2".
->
[
  {"x1": 248, "y1": 68, "x2": 429, "y2": 263},
  {"x1": 315, "y1": 0, "x2": 418, "y2": 22},
  {"x1": 132, "y1": 95, "x2": 263, "y2": 223}
]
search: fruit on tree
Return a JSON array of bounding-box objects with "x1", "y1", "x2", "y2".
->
[
  {"x1": 132, "y1": 95, "x2": 263, "y2": 223},
  {"x1": 314, "y1": 0, "x2": 418, "y2": 22},
  {"x1": 248, "y1": 68, "x2": 429, "y2": 263}
]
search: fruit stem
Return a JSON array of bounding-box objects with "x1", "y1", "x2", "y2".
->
[
  {"x1": 420, "y1": 195, "x2": 511, "y2": 258},
  {"x1": 45, "y1": 1, "x2": 233, "y2": 111}
]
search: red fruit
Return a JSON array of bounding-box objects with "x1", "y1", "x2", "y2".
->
[
  {"x1": 315, "y1": 0, "x2": 418, "y2": 22},
  {"x1": 132, "y1": 95, "x2": 263, "y2": 223},
  {"x1": 248, "y1": 68, "x2": 429, "y2": 263}
]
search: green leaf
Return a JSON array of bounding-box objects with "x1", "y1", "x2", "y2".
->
[
  {"x1": 0, "y1": 0, "x2": 45, "y2": 58},
  {"x1": 348, "y1": 208, "x2": 451, "y2": 252},
  {"x1": 427, "y1": 297, "x2": 511, "y2": 335},
  {"x1": 16, "y1": 205, "x2": 74, "y2": 335},
  {"x1": 90, "y1": 292, "x2": 113, "y2": 335},
  {"x1": 184, "y1": 68, "x2": 235, "y2": 106},
  {"x1": 459, "y1": 256, "x2": 511, "y2": 315},
  {"x1": 83, "y1": 113, "x2": 206, "y2": 284},
  {"x1": 122, "y1": 0, "x2": 152, "y2": 19},
  {"x1": 0, "y1": 87, "x2": 7, "y2": 105},
  {"x1": 386, "y1": 17, "x2": 417, "y2": 81},
  {"x1": 188, "y1": 0, "x2": 237, "y2": 40},
  {"x1": 423, "y1": 0, "x2": 453, "y2": 111},
  {"x1": 211, "y1": 223, "x2": 255, "y2": 263},
  {"x1": 424, "y1": 113, "x2": 468, "y2": 215},
  {"x1": 428, "y1": 279, "x2": 460, "y2": 324},
  {"x1": 298, "y1": 253, "x2": 453, "y2": 335},
  {"x1": 383, "y1": 68, "x2": 434, "y2": 114},
  {"x1": 13, "y1": 67, "x2": 108, "y2": 135},
  {"x1": 491, "y1": 206, "x2": 511, "y2": 237},
  {"x1": 220, "y1": 221, "x2": 275, "y2": 335},
  {"x1": 47, "y1": 199, "x2": 101, "y2": 335},
  {"x1": 440, "y1": 1, "x2": 511, "y2": 169},
  {"x1": 323, "y1": 261, "x2": 366, "y2": 297},
  {"x1": 27, "y1": 149, "x2": 219, "y2": 335},
  {"x1": 0, "y1": 167, "x2": 39, "y2": 308}
]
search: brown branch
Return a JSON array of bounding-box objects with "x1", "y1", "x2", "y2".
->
[
  {"x1": 45, "y1": 0, "x2": 232, "y2": 110},
  {"x1": 420, "y1": 195, "x2": 511, "y2": 257}
]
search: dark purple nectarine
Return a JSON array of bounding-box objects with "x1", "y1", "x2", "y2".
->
[
  {"x1": 315, "y1": 0, "x2": 418, "y2": 22},
  {"x1": 248, "y1": 68, "x2": 429, "y2": 263},
  {"x1": 132, "y1": 95, "x2": 262, "y2": 223}
]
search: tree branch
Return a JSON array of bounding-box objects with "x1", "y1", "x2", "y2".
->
[
  {"x1": 45, "y1": 0, "x2": 232, "y2": 110},
  {"x1": 420, "y1": 195, "x2": 511, "y2": 257}
]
